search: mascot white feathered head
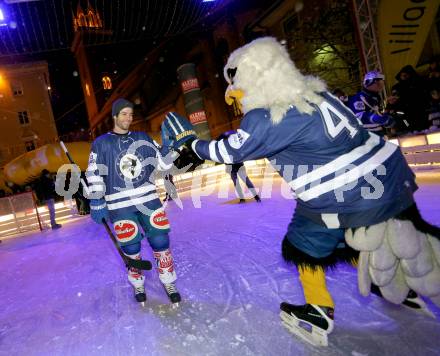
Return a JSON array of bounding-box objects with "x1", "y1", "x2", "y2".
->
[{"x1": 224, "y1": 37, "x2": 327, "y2": 124}]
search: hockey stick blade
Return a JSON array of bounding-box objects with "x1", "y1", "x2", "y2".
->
[
  {"x1": 102, "y1": 219, "x2": 152, "y2": 270},
  {"x1": 60, "y1": 141, "x2": 152, "y2": 271}
]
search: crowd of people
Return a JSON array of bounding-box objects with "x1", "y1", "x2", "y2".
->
[
  {"x1": 333, "y1": 58, "x2": 440, "y2": 136},
  {"x1": 0, "y1": 170, "x2": 91, "y2": 229}
]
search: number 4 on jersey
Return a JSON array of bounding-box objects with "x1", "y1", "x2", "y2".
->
[{"x1": 319, "y1": 101, "x2": 358, "y2": 139}]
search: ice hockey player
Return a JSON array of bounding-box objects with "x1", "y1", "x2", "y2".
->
[
  {"x1": 161, "y1": 37, "x2": 440, "y2": 346},
  {"x1": 86, "y1": 98, "x2": 181, "y2": 306},
  {"x1": 347, "y1": 71, "x2": 395, "y2": 136}
]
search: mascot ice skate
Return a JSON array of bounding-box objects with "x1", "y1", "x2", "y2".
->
[{"x1": 161, "y1": 37, "x2": 440, "y2": 346}]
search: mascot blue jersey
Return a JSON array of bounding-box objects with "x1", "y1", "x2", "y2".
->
[
  {"x1": 86, "y1": 131, "x2": 172, "y2": 217},
  {"x1": 192, "y1": 92, "x2": 417, "y2": 228}
]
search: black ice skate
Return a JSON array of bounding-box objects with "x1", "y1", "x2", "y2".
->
[
  {"x1": 128, "y1": 271, "x2": 146, "y2": 307},
  {"x1": 163, "y1": 283, "x2": 181, "y2": 305},
  {"x1": 371, "y1": 285, "x2": 435, "y2": 318},
  {"x1": 134, "y1": 285, "x2": 146, "y2": 306},
  {"x1": 402, "y1": 290, "x2": 435, "y2": 318},
  {"x1": 280, "y1": 302, "x2": 334, "y2": 347}
]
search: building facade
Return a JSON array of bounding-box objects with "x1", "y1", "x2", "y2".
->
[
  {"x1": 74, "y1": 0, "x2": 440, "y2": 140},
  {"x1": 0, "y1": 61, "x2": 58, "y2": 166}
]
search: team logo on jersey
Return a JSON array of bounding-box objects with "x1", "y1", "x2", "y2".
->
[
  {"x1": 353, "y1": 101, "x2": 365, "y2": 111},
  {"x1": 150, "y1": 209, "x2": 170, "y2": 229},
  {"x1": 114, "y1": 220, "x2": 138, "y2": 243},
  {"x1": 228, "y1": 129, "x2": 250, "y2": 149},
  {"x1": 88, "y1": 152, "x2": 97, "y2": 165},
  {"x1": 118, "y1": 153, "x2": 143, "y2": 180}
]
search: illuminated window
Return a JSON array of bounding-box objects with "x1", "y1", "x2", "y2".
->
[
  {"x1": 73, "y1": 4, "x2": 103, "y2": 31},
  {"x1": 102, "y1": 76, "x2": 112, "y2": 90},
  {"x1": 87, "y1": 9, "x2": 102, "y2": 28},
  {"x1": 25, "y1": 140, "x2": 35, "y2": 152},
  {"x1": 18, "y1": 111, "x2": 29, "y2": 125},
  {"x1": 77, "y1": 13, "x2": 87, "y2": 28},
  {"x1": 11, "y1": 82, "x2": 23, "y2": 96}
]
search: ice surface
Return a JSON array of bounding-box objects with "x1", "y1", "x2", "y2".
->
[{"x1": 1, "y1": 173, "x2": 440, "y2": 355}]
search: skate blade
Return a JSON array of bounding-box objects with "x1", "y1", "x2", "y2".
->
[
  {"x1": 280, "y1": 311, "x2": 328, "y2": 347},
  {"x1": 140, "y1": 301, "x2": 146, "y2": 308},
  {"x1": 420, "y1": 308, "x2": 436, "y2": 319},
  {"x1": 404, "y1": 298, "x2": 436, "y2": 319},
  {"x1": 171, "y1": 302, "x2": 180, "y2": 309}
]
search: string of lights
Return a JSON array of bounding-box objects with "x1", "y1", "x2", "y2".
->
[
  {"x1": 12, "y1": 5, "x2": 26, "y2": 52},
  {"x1": 41, "y1": 0, "x2": 55, "y2": 49},
  {"x1": 0, "y1": 0, "x2": 221, "y2": 58},
  {"x1": 32, "y1": 2, "x2": 48, "y2": 51},
  {"x1": 16, "y1": 2, "x2": 32, "y2": 52}
]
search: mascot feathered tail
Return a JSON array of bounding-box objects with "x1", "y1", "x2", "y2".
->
[{"x1": 346, "y1": 205, "x2": 440, "y2": 308}]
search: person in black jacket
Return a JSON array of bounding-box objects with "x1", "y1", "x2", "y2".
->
[
  {"x1": 391, "y1": 65, "x2": 429, "y2": 132},
  {"x1": 218, "y1": 131, "x2": 261, "y2": 203},
  {"x1": 37, "y1": 169, "x2": 61, "y2": 229}
]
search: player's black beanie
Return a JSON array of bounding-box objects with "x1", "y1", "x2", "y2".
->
[{"x1": 112, "y1": 98, "x2": 134, "y2": 118}]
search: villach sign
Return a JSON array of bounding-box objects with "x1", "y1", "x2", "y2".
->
[{"x1": 378, "y1": 0, "x2": 439, "y2": 86}]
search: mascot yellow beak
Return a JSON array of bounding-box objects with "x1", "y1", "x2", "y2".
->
[{"x1": 225, "y1": 88, "x2": 244, "y2": 111}]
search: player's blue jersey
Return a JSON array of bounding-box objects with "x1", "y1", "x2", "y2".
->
[
  {"x1": 86, "y1": 131, "x2": 172, "y2": 216},
  {"x1": 348, "y1": 89, "x2": 384, "y2": 133},
  {"x1": 192, "y1": 92, "x2": 417, "y2": 228}
]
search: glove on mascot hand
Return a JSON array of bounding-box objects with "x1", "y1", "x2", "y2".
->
[
  {"x1": 174, "y1": 145, "x2": 205, "y2": 171},
  {"x1": 161, "y1": 112, "x2": 197, "y2": 150},
  {"x1": 90, "y1": 199, "x2": 109, "y2": 224}
]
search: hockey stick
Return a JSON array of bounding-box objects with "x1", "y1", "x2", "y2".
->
[
  {"x1": 101, "y1": 218, "x2": 152, "y2": 270},
  {"x1": 360, "y1": 96, "x2": 409, "y2": 128},
  {"x1": 59, "y1": 141, "x2": 152, "y2": 270}
]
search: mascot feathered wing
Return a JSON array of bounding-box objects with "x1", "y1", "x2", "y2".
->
[{"x1": 224, "y1": 37, "x2": 440, "y2": 310}]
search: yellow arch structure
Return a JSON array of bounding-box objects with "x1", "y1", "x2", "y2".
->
[
  {"x1": 378, "y1": 0, "x2": 440, "y2": 88},
  {"x1": 2, "y1": 142, "x2": 91, "y2": 186}
]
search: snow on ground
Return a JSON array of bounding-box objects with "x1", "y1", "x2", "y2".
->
[{"x1": 1, "y1": 173, "x2": 440, "y2": 355}]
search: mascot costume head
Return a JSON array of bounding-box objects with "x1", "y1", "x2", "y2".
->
[{"x1": 224, "y1": 37, "x2": 326, "y2": 124}]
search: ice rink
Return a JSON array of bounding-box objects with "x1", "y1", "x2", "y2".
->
[{"x1": 1, "y1": 172, "x2": 440, "y2": 355}]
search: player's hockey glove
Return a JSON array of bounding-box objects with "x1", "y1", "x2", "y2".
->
[
  {"x1": 161, "y1": 124, "x2": 175, "y2": 150},
  {"x1": 90, "y1": 199, "x2": 109, "y2": 224},
  {"x1": 370, "y1": 113, "x2": 395, "y2": 127},
  {"x1": 161, "y1": 112, "x2": 197, "y2": 150}
]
